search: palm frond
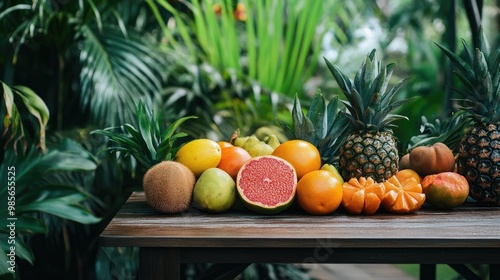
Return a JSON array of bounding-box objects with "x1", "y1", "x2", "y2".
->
[{"x1": 79, "y1": 25, "x2": 167, "y2": 127}]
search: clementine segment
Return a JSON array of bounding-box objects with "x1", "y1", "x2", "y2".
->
[
  {"x1": 217, "y1": 146, "x2": 252, "y2": 179},
  {"x1": 296, "y1": 170, "x2": 343, "y2": 215},
  {"x1": 272, "y1": 140, "x2": 321, "y2": 179},
  {"x1": 342, "y1": 177, "x2": 385, "y2": 215},
  {"x1": 382, "y1": 176, "x2": 425, "y2": 214}
]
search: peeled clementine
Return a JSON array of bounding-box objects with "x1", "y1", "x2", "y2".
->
[
  {"x1": 296, "y1": 170, "x2": 343, "y2": 215},
  {"x1": 396, "y1": 169, "x2": 422, "y2": 184},
  {"x1": 421, "y1": 172, "x2": 469, "y2": 209},
  {"x1": 382, "y1": 176, "x2": 426, "y2": 214},
  {"x1": 342, "y1": 177, "x2": 385, "y2": 215},
  {"x1": 272, "y1": 140, "x2": 321, "y2": 179},
  {"x1": 217, "y1": 146, "x2": 252, "y2": 179}
]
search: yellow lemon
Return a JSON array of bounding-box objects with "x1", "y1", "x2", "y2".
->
[{"x1": 176, "y1": 139, "x2": 222, "y2": 176}]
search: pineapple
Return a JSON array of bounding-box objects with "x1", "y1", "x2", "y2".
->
[
  {"x1": 277, "y1": 90, "x2": 351, "y2": 166},
  {"x1": 324, "y1": 49, "x2": 411, "y2": 182},
  {"x1": 436, "y1": 27, "x2": 500, "y2": 205},
  {"x1": 92, "y1": 101, "x2": 196, "y2": 169}
]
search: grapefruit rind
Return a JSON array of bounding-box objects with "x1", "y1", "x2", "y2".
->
[{"x1": 236, "y1": 155, "x2": 297, "y2": 214}]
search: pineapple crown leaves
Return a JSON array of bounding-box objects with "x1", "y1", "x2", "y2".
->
[
  {"x1": 323, "y1": 49, "x2": 412, "y2": 132},
  {"x1": 406, "y1": 110, "x2": 473, "y2": 153},
  {"x1": 91, "y1": 101, "x2": 197, "y2": 169},
  {"x1": 276, "y1": 91, "x2": 350, "y2": 164},
  {"x1": 435, "y1": 26, "x2": 500, "y2": 124}
]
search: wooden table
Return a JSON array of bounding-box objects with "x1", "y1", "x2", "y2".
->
[{"x1": 99, "y1": 192, "x2": 500, "y2": 280}]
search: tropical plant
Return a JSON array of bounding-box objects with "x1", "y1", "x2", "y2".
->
[
  {"x1": 277, "y1": 91, "x2": 350, "y2": 166},
  {"x1": 1, "y1": 80, "x2": 100, "y2": 278},
  {"x1": 405, "y1": 111, "x2": 472, "y2": 153},
  {"x1": 436, "y1": 26, "x2": 500, "y2": 205},
  {"x1": 148, "y1": 0, "x2": 332, "y2": 97},
  {"x1": 1, "y1": 139, "x2": 102, "y2": 279},
  {"x1": 324, "y1": 49, "x2": 411, "y2": 182},
  {"x1": 91, "y1": 101, "x2": 197, "y2": 170},
  {"x1": 160, "y1": 50, "x2": 286, "y2": 141},
  {"x1": 1, "y1": 80, "x2": 49, "y2": 153},
  {"x1": 1, "y1": 0, "x2": 168, "y2": 128}
]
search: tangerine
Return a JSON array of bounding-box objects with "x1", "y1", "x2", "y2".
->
[
  {"x1": 272, "y1": 140, "x2": 321, "y2": 179},
  {"x1": 296, "y1": 170, "x2": 343, "y2": 215},
  {"x1": 342, "y1": 177, "x2": 385, "y2": 215},
  {"x1": 382, "y1": 176, "x2": 425, "y2": 214},
  {"x1": 396, "y1": 169, "x2": 422, "y2": 184},
  {"x1": 217, "y1": 146, "x2": 252, "y2": 179},
  {"x1": 218, "y1": 141, "x2": 233, "y2": 149}
]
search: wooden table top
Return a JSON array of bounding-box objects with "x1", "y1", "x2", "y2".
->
[{"x1": 99, "y1": 192, "x2": 500, "y2": 249}]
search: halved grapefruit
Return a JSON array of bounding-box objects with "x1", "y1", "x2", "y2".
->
[{"x1": 236, "y1": 155, "x2": 297, "y2": 214}]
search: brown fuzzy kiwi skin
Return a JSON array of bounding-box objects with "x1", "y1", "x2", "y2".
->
[
  {"x1": 409, "y1": 143, "x2": 455, "y2": 176},
  {"x1": 143, "y1": 161, "x2": 196, "y2": 213}
]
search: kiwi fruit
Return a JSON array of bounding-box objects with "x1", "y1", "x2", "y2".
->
[{"x1": 143, "y1": 161, "x2": 196, "y2": 213}]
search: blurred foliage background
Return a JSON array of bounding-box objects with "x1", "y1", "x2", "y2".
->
[{"x1": 1, "y1": 0, "x2": 499, "y2": 279}]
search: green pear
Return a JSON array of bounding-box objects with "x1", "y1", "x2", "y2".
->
[
  {"x1": 193, "y1": 168, "x2": 236, "y2": 213},
  {"x1": 264, "y1": 135, "x2": 281, "y2": 149},
  {"x1": 243, "y1": 136, "x2": 274, "y2": 157},
  {"x1": 233, "y1": 136, "x2": 249, "y2": 147},
  {"x1": 321, "y1": 163, "x2": 344, "y2": 184}
]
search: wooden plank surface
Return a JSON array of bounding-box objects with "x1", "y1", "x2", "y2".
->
[
  {"x1": 100, "y1": 193, "x2": 500, "y2": 248},
  {"x1": 100, "y1": 192, "x2": 500, "y2": 249}
]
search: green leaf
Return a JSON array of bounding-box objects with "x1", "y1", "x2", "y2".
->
[
  {"x1": 306, "y1": 92, "x2": 327, "y2": 139},
  {"x1": 18, "y1": 197, "x2": 100, "y2": 224},
  {"x1": 79, "y1": 25, "x2": 165, "y2": 127},
  {"x1": 136, "y1": 102, "x2": 156, "y2": 160},
  {"x1": 161, "y1": 116, "x2": 197, "y2": 141},
  {"x1": 2, "y1": 81, "x2": 49, "y2": 151},
  {"x1": 324, "y1": 57, "x2": 353, "y2": 98},
  {"x1": 0, "y1": 233, "x2": 34, "y2": 266},
  {"x1": 14, "y1": 216, "x2": 47, "y2": 234},
  {"x1": 435, "y1": 42, "x2": 475, "y2": 82}
]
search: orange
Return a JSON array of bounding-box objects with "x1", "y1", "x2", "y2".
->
[
  {"x1": 396, "y1": 169, "x2": 422, "y2": 184},
  {"x1": 382, "y1": 175, "x2": 425, "y2": 214},
  {"x1": 217, "y1": 146, "x2": 252, "y2": 179},
  {"x1": 271, "y1": 140, "x2": 321, "y2": 179},
  {"x1": 218, "y1": 141, "x2": 233, "y2": 149},
  {"x1": 296, "y1": 170, "x2": 342, "y2": 215},
  {"x1": 342, "y1": 177, "x2": 385, "y2": 215}
]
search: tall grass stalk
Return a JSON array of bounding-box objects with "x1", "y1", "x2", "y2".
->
[{"x1": 148, "y1": 0, "x2": 334, "y2": 97}]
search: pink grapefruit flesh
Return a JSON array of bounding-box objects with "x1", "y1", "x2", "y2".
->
[{"x1": 236, "y1": 155, "x2": 297, "y2": 214}]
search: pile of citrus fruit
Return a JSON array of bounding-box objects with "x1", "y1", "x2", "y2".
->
[{"x1": 142, "y1": 135, "x2": 470, "y2": 215}]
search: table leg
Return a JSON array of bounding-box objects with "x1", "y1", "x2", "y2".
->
[
  {"x1": 140, "y1": 247, "x2": 180, "y2": 280},
  {"x1": 419, "y1": 264, "x2": 436, "y2": 280}
]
